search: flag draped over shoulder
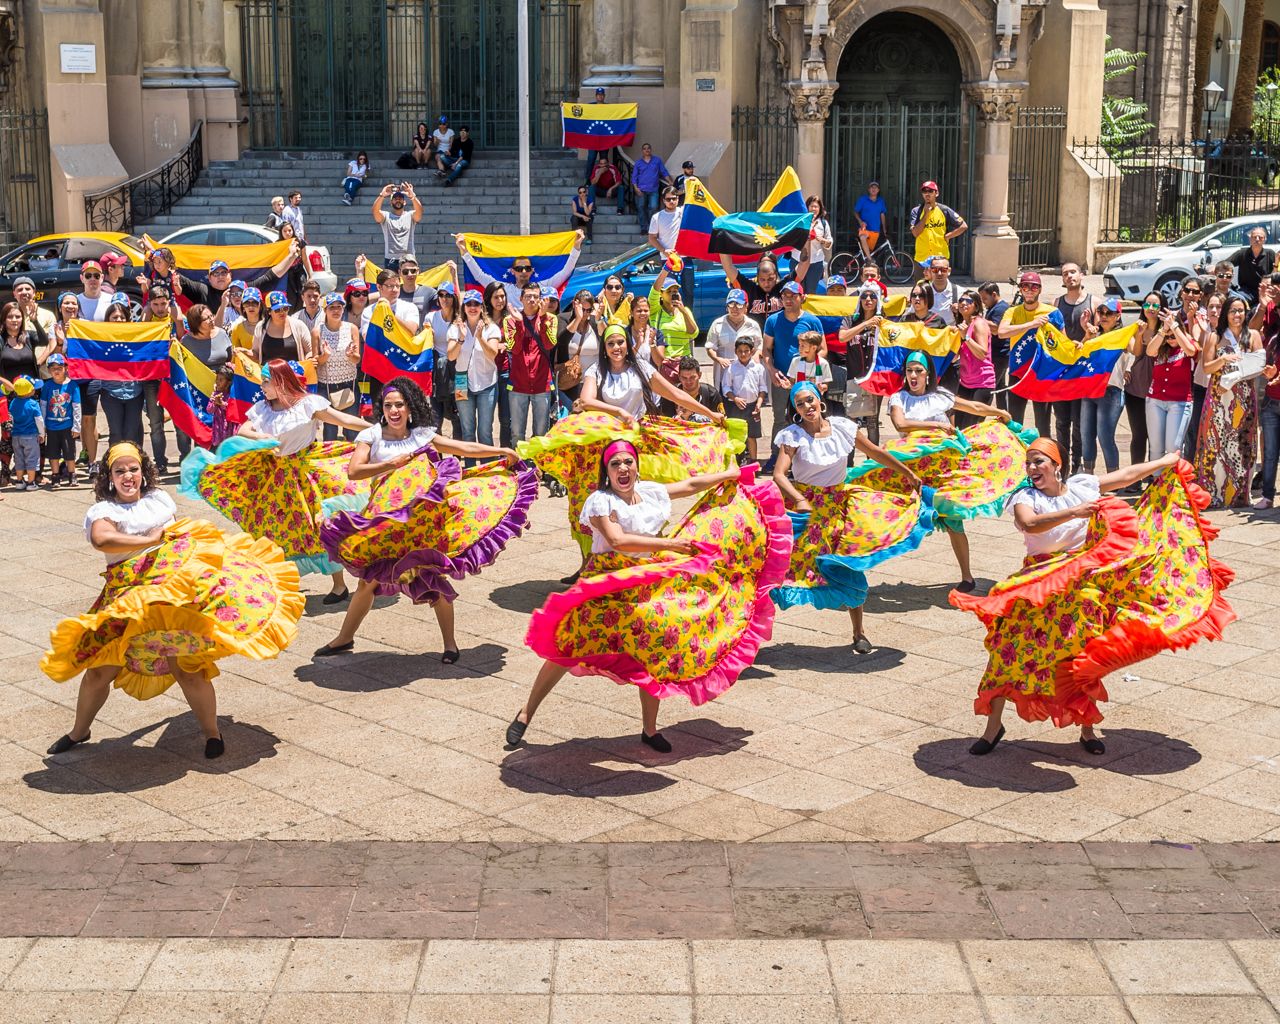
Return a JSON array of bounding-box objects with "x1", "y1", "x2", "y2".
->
[
  {"x1": 227, "y1": 349, "x2": 317, "y2": 424},
  {"x1": 676, "y1": 166, "x2": 807, "y2": 264},
  {"x1": 158, "y1": 341, "x2": 216, "y2": 447},
  {"x1": 460, "y1": 231, "x2": 578, "y2": 292},
  {"x1": 1009, "y1": 317, "x2": 1138, "y2": 402},
  {"x1": 861, "y1": 321, "x2": 962, "y2": 396},
  {"x1": 65, "y1": 320, "x2": 171, "y2": 381},
  {"x1": 362, "y1": 299, "x2": 435, "y2": 386},
  {"x1": 561, "y1": 102, "x2": 637, "y2": 150},
  {"x1": 709, "y1": 211, "x2": 813, "y2": 258}
]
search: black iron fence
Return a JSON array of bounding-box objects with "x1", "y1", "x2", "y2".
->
[
  {"x1": 731, "y1": 105, "x2": 795, "y2": 210},
  {"x1": 84, "y1": 121, "x2": 205, "y2": 233},
  {"x1": 0, "y1": 110, "x2": 53, "y2": 252},
  {"x1": 1009, "y1": 107, "x2": 1066, "y2": 266},
  {"x1": 1075, "y1": 132, "x2": 1280, "y2": 244}
]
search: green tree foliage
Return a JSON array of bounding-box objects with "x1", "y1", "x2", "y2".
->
[{"x1": 1102, "y1": 39, "x2": 1156, "y2": 151}]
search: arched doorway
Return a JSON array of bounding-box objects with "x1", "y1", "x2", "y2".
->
[{"x1": 824, "y1": 13, "x2": 972, "y2": 268}]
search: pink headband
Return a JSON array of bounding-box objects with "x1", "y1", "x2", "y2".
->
[{"x1": 602, "y1": 439, "x2": 638, "y2": 465}]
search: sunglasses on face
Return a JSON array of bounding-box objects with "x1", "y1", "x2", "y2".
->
[
  {"x1": 401, "y1": 269, "x2": 418, "y2": 275},
  {"x1": 1183, "y1": 288, "x2": 1201, "y2": 295},
  {"x1": 664, "y1": 197, "x2": 678, "y2": 203},
  {"x1": 1142, "y1": 303, "x2": 1160, "y2": 309},
  {"x1": 210, "y1": 268, "x2": 231, "y2": 276},
  {"x1": 82, "y1": 273, "x2": 101, "y2": 280},
  {"x1": 605, "y1": 283, "x2": 622, "y2": 290},
  {"x1": 513, "y1": 265, "x2": 533, "y2": 273},
  {"x1": 956, "y1": 297, "x2": 975, "y2": 305},
  {"x1": 1216, "y1": 273, "x2": 1232, "y2": 279}
]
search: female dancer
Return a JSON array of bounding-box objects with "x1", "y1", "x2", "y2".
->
[
  {"x1": 181, "y1": 359, "x2": 370, "y2": 600},
  {"x1": 581, "y1": 323, "x2": 723, "y2": 429},
  {"x1": 1194, "y1": 295, "x2": 1261, "y2": 507},
  {"x1": 957, "y1": 441, "x2": 1231, "y2": 756},
  {"x1": 773, "y1": 380, "x2": 926, "y2": 652},
  {"x1": 508, "y1": 442, "x2": 787, "y2": 751},
  {"x1": 317, "y1": 377, "x2": 529, "y2": 660},
  {"x1": 886, "y1": 351, "x2": 1010, "y2": 591},
  {"x1": 42, "y1": 442, "x2": 303, "y2": 759}
]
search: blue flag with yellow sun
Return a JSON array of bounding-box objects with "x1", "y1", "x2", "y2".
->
[{"x1": 708, "y1": 210, "x2": 813, "y2": 258}]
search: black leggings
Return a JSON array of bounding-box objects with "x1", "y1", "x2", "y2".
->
[
  {"x1": 956, "y1": 385, "x2": 994, "y2": 429},
  {"x1": 1124, "y1": 391, "x2": 1149, "y2": 464},
  {"x1": 1007, "y1": 394, "x2": 1052, "y2": 438}
]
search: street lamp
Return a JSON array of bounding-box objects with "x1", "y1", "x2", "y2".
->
[
  {"x1": 1204, "y1": 80, "x2": 1224, "y2": 143},
  {"x1": 1267, "y1": 81, "x2": 1278, "y2": 145}
]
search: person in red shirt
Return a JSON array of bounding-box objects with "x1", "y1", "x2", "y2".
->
[
  {"x1": 588, "y1": 157, "x2": 626, "y2": 214},
  {"x1": 503, "y1": 282, "x2": 557, "y2": 444}
]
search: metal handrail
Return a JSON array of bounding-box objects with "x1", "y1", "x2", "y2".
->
[{"x1": 84, "y1": 120, "x2": 205, "y2": 233}]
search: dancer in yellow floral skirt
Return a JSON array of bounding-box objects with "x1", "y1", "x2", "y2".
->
[
  {"x1": 41, "y1": 443, "x2": 304, "y2": 759},
  {"x1": 952, "y1": 439, "x2": 1234, "y2": 757}
]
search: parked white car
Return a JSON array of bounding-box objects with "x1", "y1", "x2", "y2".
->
[
  {"x1": 160, "y1": 224, "x2": 338, "y2": 294},
  {"x1": 1103, "y1": 214, "x2": 1280, "y2": 307}
]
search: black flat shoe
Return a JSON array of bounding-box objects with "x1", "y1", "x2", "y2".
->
[
  {"x1": 641, "y1": 731, "x2": 672, "y2": 753},
  {"x1": 1079, "y1": 735, "x2": 1106, "y2": 755},
  {"x1": 314, "y1": 641, "x2": 354, "y2": 657},
  {"x1": 560, "y1": 569, "x2": 583, "y2": 586},
  {"x1": 955, "y1": 579, "x2": 977, "y2": 594},
  {"x1": 853, "y1": 635, "x2": 873, "y2": 655},
  {"x1": 441, "y1": 649, "x2": 460, "y2": 664},
  {"x1": 969, "y1": 726, "x2": 1005, "y2": 756},
  {"x1": 322, "y1": 589, "x2": 350, "y2": 605},
  {"x1": 205, "y1": 735, "x2": 225, "y2": 759},
  {"x1": 506, "y1": 715, "x2": 528, "y2": 746},
  {"x1": 47, "y1": 732, "x2": 89, "y2": 755}
]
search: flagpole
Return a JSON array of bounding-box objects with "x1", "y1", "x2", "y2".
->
[{"x1": 518, "y1": 0, "x2": 531, "y2": 234}]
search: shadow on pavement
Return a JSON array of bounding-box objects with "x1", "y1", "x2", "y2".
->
[
  {"x1": 911, "y1": 727, "x2": 1201, "y2": 792},
  {"x1": 294, "y1": 643, "x2": 508, "y2": 691},
  {"x1": 756, "y1": 643, "x2": 906, "y2": 674},
  {"x1": 24, "y1": 715, "x2": 280, "y2": 793},
  {"x1": 865, "y1": 580, "x2": 974, "y2": 612},
  {"x1": 487, "y1": 578, "x2": 563, "y2": 614}
]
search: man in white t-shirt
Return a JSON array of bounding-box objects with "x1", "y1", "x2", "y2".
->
[{"x1": 647, "y1": 187, "x2": 683, "y2": 253}]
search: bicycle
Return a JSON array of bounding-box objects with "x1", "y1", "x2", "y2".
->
[{"x1": 829, "y1": 236, "x2": 915, "y2": 285}]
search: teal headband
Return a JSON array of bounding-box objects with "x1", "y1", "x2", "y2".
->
[
  {"x1": 904, "y1": 350, "x2": 929, "y2": 369},
  {"x1": 789, "y1": 380, "x2": 822, "y2": 406}
]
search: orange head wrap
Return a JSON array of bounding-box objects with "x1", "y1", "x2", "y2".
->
[{"x1": 1027, "y1": 438, "x2": 1062, "y2": 466}]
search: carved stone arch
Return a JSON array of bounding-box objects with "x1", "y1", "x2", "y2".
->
[{"x1": 826, "y1": 0, "x2": 993, "y2": 85}]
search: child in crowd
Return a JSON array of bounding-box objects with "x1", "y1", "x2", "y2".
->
[
  {"x1": 208, "y1": 364, "x2": 236, "y2": 449},
  {"x1": 787, "y1": 330, "x2": 831, "y2": 394},
  {"x1": 40, "y1": 354, "x2": 80, "y2": 487},
  {"x1": 0, "y1": 376, "x2": 45, "y2": 490},
  {"x1": 722, "y1": 336, "x2": 768, "y2": 463}
]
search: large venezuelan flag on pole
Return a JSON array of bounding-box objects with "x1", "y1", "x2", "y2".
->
[
  {"x1": 561, "y1": 102, "x2": 637, "y2": 150},
  {"x1": 1009, "y1": 317, "x2": 1138, "y2": 401},
  {"x1": 158, "y1": 341, "x2": 216, "y2": 448},
  {"x1": 861, "y1": 321, "x2": 962, "y2": 396},
  {"x1": 459, "y1": 231, "x2": 578, "y2": 292},
  {"x1": 65, "y1": 320, "x2": 171, "y2": 381},
  {"x1": 227, "y1": 349, "x2": 317, "y2": 424},
  {"x1": 676, "y1": 166, "x2": 807, "y2": 263},
  {"x1": 362, "y1": 299, "x2": 435, "y2": 386}
]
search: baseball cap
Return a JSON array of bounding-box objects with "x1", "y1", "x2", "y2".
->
[
  {"x1": 660, "y1": 278, "x2": 680, "y2": 291},
  {"x1": 868, "y1": 180, "x2": 880, "y2": 188},
  {"x1": 921, "y1": 180, "x2": 939, "y2": 192},
  {"x1": 324, "y1": 291, "x2": 345, "y2": 307},
  {"x1": 12, "y1": 276, "x2": 34, "y2": 290},
  {"x1": 438, "y1": 115, "x2": 448, "y2": 123},
  {"x1": 266, "y1": 290, "x2": 290, "y2": 311},
  {"x1": 11, "y1": 377, "x2": 33, "y2": 397},
  {"x1": 1018, "y1": 271, "x2": 1043, "y2": 287},
  {"x1": 344, "y1": 278, "x2": 369, "y2": 292},
  {"x1": 99, "y1": 252, "x2": 126, "y2": 267},
  {"x1": 109, "y1": 292, "x2": 131, "y2": 306},
  {"x1": 392, "y1": 189, "x2": 406, "y2": 200},
  {"x1": 241, "y1": 287, "x2": 263, "y2": 304},
  {"x1": 209, "y1": 259, "x2": 230, "y2": 273},
  {"x1": 46, "y1": 353, "x2": 67, "y2": 366},
  {"x1": 438, "y1": 281, "x2": 455, "y2": 296},
  {"x1": 726, "y1": 288, "x2": 748, "y2": 305},
  {"x1": 594, "y1": 87, "x2": 606, "y2": 96},
  {"x1": 1099, "y1": 297, "x2": 1122, "y2": 313},
  {"x1": 541, "y1": 285, "x2": 558, "y2": 299},
  {"x1": 461, "y1": 291, "x2": 484, "y2": 305},
  {"x1": 780, "y1": 281, "x2": 804, "y2": 296},
  {"x1": 682, "y1": 160, "x2": 694, "y2": 170},
  {"x1": 825, "y1": 275, "x2": 847, "y2": 289},
  {"x1": 81, "y1": 260, "x2": 103, "y2": 274},
  {"x1": 227, "y1": 279, "x2": 245, "y2": 292}
]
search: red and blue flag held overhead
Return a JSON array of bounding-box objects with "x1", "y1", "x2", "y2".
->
[{"x1": 561, "y1": 102, "x2": 638, "y2": 150}]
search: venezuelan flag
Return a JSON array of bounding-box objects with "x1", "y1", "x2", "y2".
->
[
  {"x1": 460, "y1": 230, "x2": 578, "y2": 293},
  {"x1": 561, "y1": 101, "x2": 637, "y2": 150},
  {"x1": 227, "y1": 349, "x2": 317, "y2": 423},
  {"x1": 862, "y1": 321, "x2": 962, "y2": 396},
  {"x1": 1010, "y1": 320, "x2": 1138, "y2": 402},
  {"x1": 362, "y1": 258, "x2": 453, "y2": 291},
  {"x1": 676, "y1": 166, "x2": 809, "y2": 263},
  {"x1": 65, "y1": 320, "x2": 171, "y2": 381},
  {"x1": 803, "y1": 295, "x2": 857, "y2": 356},
  {"x1": 158, "y1": 341, "x2": 216, "y2": 448},
  {"x1": 143, "y1": 234, "x2": 293, "y2": 285},
  {"x1": 362, "y1": 299, "x2": 435, "y2": 386}
]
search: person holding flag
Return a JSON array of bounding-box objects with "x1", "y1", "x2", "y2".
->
[{"x1": 454, "y1": 230, "x2": 586, "y2": 308}]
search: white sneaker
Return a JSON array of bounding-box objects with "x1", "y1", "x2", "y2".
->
[{"x1": 1253, "y1": 497, "x2": 1274, "y2": 510}]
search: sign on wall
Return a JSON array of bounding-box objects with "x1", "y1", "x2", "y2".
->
[{"x1": 59, "y1": 44, "x2": 97, "y2": 75}]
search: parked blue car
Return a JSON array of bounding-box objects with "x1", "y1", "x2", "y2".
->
[{"x1": 564, "y1": 244, "x2": 793, "y2": 335}]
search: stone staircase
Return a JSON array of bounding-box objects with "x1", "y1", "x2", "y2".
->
[{"x1": 137, "y1": 149, "x2": 645, "y2": 283}]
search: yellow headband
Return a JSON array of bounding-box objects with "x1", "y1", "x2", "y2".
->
[{"x1": 105, "y1": 442, "x2": 143, "y2": 469}]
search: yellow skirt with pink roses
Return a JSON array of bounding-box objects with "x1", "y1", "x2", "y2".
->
[
  {"x1": 950, "y1": 461, "x2": 1235, "y2": 728},
  {"x1": 321, "y1": 447, "x2": 538, "y2": 604},
  {"x1": 41, "y1": 518, "x2": 304, "y2": 701},
  {"x1": 518, "y1": 410, "x2": 746, "y2": 557},
  {"x1": 526, "y1": 466, "x2": 790, "y2": 705}
]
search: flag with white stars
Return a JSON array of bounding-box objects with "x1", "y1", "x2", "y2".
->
[{"x1": 65, "y1": 320, "x2": 172, "y2": 381}]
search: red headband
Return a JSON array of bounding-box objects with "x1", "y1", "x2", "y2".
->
[{"x1": 602, "y1": 440, "x2": 638, "y2": 465}]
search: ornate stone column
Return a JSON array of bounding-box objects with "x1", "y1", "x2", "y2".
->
[
  {"x1": 785, "y1": 58, "x2": 838, "y2": 198},
  {"x1": 965, "y1": 78, "x2": 1024, "y2": 280},
  {"x1": 190, "y1": 0, "x2": 234, "y2": 86},
  {"x1": 585, "y1": 0, "x2": 663, "y2": 87},
  {"x1": 140, "y1": 0, "x2": 194, "y2": 87}
]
